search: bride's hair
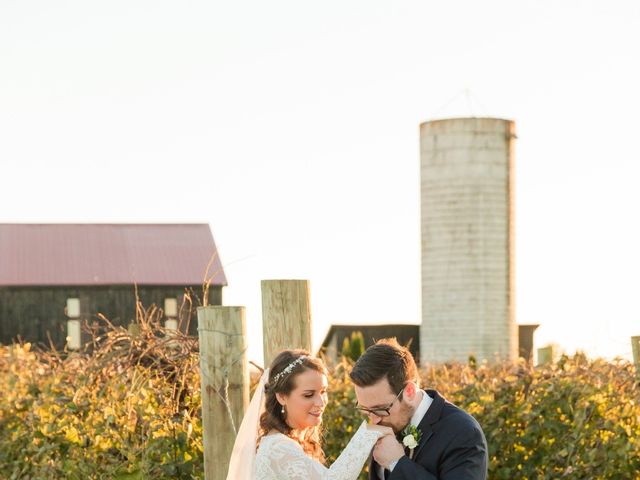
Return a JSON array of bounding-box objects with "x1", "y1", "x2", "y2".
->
[{"x1": 258, "y1": 349, "x2": 327, "y2": 463}]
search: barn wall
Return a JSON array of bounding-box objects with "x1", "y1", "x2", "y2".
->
[
  {"x1": 322, "y1": 325, "x2": 421, "y2": 364},
  {"x1": 0, "y1": 285, "x2": 223, "y2": 348}
]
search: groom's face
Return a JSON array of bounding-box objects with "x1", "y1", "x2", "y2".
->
[{"x1": 354, "y1": 378, "x2": 414, "y2": 434}]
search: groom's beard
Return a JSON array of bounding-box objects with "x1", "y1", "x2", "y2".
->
[{"x1": 378, "y1": 401, "x2": 415, "y2": 434}]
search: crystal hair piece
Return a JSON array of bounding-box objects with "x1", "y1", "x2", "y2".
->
[{"x1": 272, "y1": 355, "x2": 307, "y2": 384}]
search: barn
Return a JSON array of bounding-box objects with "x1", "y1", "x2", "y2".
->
[
  {"x1": 320, "y1": 323, "x2": 539, "y2": 365},
  {"x1": 320, "y1": 324, "x2": 421, "y2": 363},
  {"x1": 0, "y1": 224, "x2": 227, "y2": 348}
]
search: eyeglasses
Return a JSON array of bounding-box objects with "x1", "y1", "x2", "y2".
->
[{"x1": 355, "y1": 388, "x2": 404, "y2": 418}]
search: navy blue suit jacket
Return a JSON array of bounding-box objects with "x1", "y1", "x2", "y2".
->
[{"x1": 368, "y1": 390, "x2": 487, "y2": 480}]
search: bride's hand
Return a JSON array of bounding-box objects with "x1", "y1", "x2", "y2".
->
[{"x1": 365, "y1": 424, "x2": 394, "y2": 437}]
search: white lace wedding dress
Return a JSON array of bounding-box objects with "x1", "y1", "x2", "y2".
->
[{"x1": 254, "y1": 420, "x2": 382, "y2": 480}]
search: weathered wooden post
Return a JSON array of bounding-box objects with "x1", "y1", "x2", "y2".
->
[
  {"x1": 631, "y1": 336, "x2": 640, "y2": 371},
  {"x1": 537, "y1": 345, "x2": 554, "y2": 366},
  {"x1": 197, "y1": 306, "x2": 249, "y2": 480},
  {"x1": 261, "y1": 279, "x2": 312, "y2": 366}
]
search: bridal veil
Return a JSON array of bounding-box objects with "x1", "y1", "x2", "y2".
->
[{"x1": 225, "y1": 368, "x2": 269, "y2": 480}]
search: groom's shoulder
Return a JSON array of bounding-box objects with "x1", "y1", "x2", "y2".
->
[{"x1": 428, "y1": 390, "x2": 485, "y2": 439}]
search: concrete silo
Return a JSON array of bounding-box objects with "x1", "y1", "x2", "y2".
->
[{"x1": 420, "y1": 117, "x2": 517, "y2": 363}]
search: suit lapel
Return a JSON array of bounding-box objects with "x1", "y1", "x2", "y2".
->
[
  {"x1": 368, "y1": 455, "x2": 381, "y2": 480},
  {"x1": 411, "y1": 390, "x2": 444, "y2": 459}
]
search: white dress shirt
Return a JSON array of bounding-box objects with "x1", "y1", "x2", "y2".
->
[{"x1": 379, "y1": 390, "x2": 433, "y2": 479}]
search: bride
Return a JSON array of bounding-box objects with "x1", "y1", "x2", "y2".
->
[{"x1": 226, "y1": 349, "x2": 393, "y2": 479}]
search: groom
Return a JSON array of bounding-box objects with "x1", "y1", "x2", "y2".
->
[{"x1": 350, "y1": 338, "x2": 488, "y2": 480}]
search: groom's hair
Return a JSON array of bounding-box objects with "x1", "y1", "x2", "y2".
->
[{"x1": 349, "y1": 338, "x2": 419, "y2": 395}]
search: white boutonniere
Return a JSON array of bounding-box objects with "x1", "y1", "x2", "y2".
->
[{"x1": 401, "y1": 425, "x2": 422, "y2": 459}]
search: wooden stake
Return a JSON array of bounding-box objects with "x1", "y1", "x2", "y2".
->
[
  {"x1": 261, "y1": 280, "x2": 312, "y2": 367},
  {"x1": 631, "y1": 336, "x2": 640, "y2": 370},
  {"x1": 537, "y1": 345, "x2": 554, "y2": 366},
  {"x1": 197, "y1": 306, "x2": 248, "y2": 480}
]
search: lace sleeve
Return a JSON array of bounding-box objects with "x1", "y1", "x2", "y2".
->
[{"x1": 257, "y1": 421, "x2": 382, "y2": 480}]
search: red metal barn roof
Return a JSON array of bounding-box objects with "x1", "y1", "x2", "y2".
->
[{"x1": 0, "y1": 224, "x2": 227, "y2": 287}]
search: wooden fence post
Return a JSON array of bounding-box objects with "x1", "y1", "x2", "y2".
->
[
  {"x1": 537, "y1": 345, "x2": 554, "y2": 366},
  {"x1": 197, "y1": 306, "x2": 249, "y2": 480},
  {"x1": 631, "y1": 336, "x2": 640, "y2": 370},
  {"x1": 261, "y1": 280, "x2": 312, "y2": 367}
]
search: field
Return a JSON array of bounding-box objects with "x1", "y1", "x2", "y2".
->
[{"x1": 1, "y1": 313, "x2": 639, "y2": 479}]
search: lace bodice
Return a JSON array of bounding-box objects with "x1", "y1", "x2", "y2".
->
[{"x1": 254, "y1": 420, "x2": 382, "y2": 480}]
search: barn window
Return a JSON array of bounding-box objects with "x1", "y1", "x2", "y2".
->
[
  {"x1": 66, "y1": 298, "x2": 80, "y2": 318},
  {"x1": 65, "y1": 298, "x2": 82, "y2": 350},
  {"x1": 164, "y1": 297, "x2": 178, "y2": 331},
  {"x1": 164, "y1": 298, "x2": 178, "y2": 317},
  {"x1": 67, "y1": 320, "x2": 81, "y2": 350}
]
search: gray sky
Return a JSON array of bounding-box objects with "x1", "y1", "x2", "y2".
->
[{"x1": 2, "y1": 0, "x2": 639, "y2": 363}]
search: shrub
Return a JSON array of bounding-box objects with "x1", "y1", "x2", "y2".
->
[
  {"x1": 0, "y1": 306, "x2": 203, "y2": 480},
  {"x1": 2, "y1": 318, "x2": 639, "y2": 479},
  {"x1": 322, "y1": 354, "x2": 640, "y2": 480},
  {"x1": 341, "y1": 331, "x2": 365, "y2": 362},
  {"x1": 420, "y1": 354, "x2": 640, "y2": 479}
]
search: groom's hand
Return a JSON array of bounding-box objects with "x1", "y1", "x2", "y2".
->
[{"x1": 373, "y1": 435, "x2": 405, "y2": 469}]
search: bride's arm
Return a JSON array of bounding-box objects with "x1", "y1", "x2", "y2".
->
[{"x1": 265, "y1": 421, "x2": 384, "y2": 480}]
